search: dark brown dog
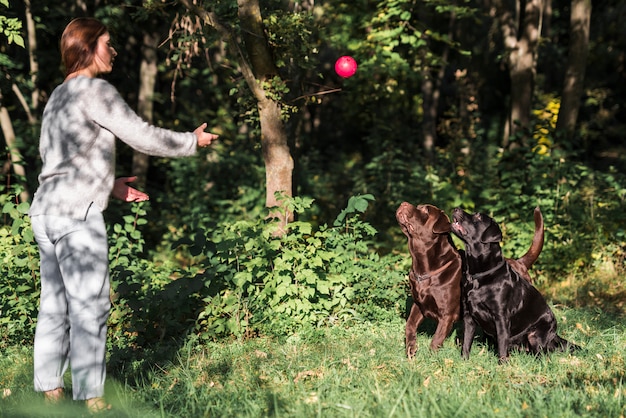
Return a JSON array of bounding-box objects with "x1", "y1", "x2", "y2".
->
[
  {"x1": 450, "y1": 207, "x2": 579, "y2": 362},
  {"x1": 396, "y1": 203, "x2": 462, "y2": 359}
]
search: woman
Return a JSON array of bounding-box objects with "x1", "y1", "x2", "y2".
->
[{"x1": 28, "y1": 17, "x2": 219, "y2": 413}]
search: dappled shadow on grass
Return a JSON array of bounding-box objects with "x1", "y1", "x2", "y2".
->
[
  {"x1": 570, "y1": 285, "x2": 626, "y2": 318},
  {"x1": 543, "y1": 270, "x2": 626, "y2": 320},
  {"x1": 564, "y1": 369, "x2": 625, "y2": 391},
  {"x1": 105, "y1": 266, "x2": 225, "y2": 388}
]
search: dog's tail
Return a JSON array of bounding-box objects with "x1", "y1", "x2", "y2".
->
[{"x1": 517, "y1": 206, "x2": 544, "y2": 270}]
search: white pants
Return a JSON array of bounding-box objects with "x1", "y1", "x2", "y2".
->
[{"x1": 31, "y1": 205, "x2": 110, "y2": 400}]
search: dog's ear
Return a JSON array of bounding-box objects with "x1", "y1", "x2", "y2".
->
[
  {"x1": 481, "y1": 219, "x2": 503, "y2": 243},
  {"x1": 432, "y1": 210, "x2": 452, "y2": 234}
]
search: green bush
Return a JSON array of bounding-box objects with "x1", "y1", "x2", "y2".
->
[
  {"x1": 189, "y1": 193, "x2": 407, "y2": 340},
  {"x1": 102, "y1": 193, "x2": 408, "y2": 355},
  {"x1": 107, "y1": 202, "x2": 207, "y2": 359},
  {"x1": 0, "y1": 186, "x2": 38, "y2": 349}
]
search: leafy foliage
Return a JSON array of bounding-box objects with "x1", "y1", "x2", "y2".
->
[
  {"x1": 0, "y1": 186, "x2": 38, "y2": 347},
  {"x1": 185, "y1": 193, "x2": 405, "y2": 340},
  {"x1": 0, "y1": 1, "x2": 24, "y2": 47}
]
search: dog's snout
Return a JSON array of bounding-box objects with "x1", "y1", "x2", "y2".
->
[{"x1": 452, "y1": 207, "x2": 464, "y2": 221}]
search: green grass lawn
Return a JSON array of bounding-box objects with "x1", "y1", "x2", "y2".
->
[{"x1": 1, "y1": 304, "x2": 624, "y2": 418}]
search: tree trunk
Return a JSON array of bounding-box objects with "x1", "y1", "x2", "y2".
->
[
  {"x1": 420, "y1": 71, "x2": 437, "y2": 158},
  {"x1": 497, "y1": 0, "x2": 544, "y2": 148},
  {"x1": 132, "y1": 30, "x2": 159, "y2": 189},
  {"x1": 0, "y1": 101, "x2": 30, "y2": 202},
  {"x1": 555, "y1": 0, "x2": 591, "y2": 140},
  {"x1": 24, "y1": 0, "x2": 40, "y2": 112},
  {"x1": 420, "y1": 9, "x2": 455, "y2": 160},
  {"x1": 259, "y1": 98, "x2": 294, "y2": 230},
  {"x1": 238, "y1": 0, "x2": 294, "y2": 230}
]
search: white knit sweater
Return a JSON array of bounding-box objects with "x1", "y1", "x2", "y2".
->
[{"x1": 29, "y1": 76, "x2": 197, "y2": 220}]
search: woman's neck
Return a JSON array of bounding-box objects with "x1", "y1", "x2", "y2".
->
[{"x1": 65, "y1": 67, "x2": 97, "y2": 82}]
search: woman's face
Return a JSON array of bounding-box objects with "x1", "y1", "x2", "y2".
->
[{"x1": 93, "y1": 32, "x2": 117, "y2": 74}]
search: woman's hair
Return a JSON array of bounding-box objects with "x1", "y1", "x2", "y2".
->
[{"x1": 60, "y1": 18, "x2": 108, "y2": 76}]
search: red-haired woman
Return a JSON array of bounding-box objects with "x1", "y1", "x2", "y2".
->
[{"x1": 28, "y1": 17, "x2": 219, "y2": 413}]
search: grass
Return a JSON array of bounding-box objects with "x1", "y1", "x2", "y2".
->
[{"x1": 1, "y1": 270, "x2": 625, "y2": 417}]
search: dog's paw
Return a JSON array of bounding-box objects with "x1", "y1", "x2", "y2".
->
[{"x1": 406, "y1": 347, "x2": 417, "y2": 360}]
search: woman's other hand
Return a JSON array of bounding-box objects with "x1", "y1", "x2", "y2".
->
[{"x1": 112, "y1": 176, "x2": 149, "y2": 202}]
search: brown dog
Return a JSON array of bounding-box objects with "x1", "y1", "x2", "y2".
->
[
  {"x1": 396, "y1": 203, "x2": 462, "y2": 359},
  {"x1": 396, "y1": 203, "x2": 545, "y2": 359}
]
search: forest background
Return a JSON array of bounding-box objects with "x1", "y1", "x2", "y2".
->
[{"x1": 0, "y1": 0, "x2": 625, "y2": 415}]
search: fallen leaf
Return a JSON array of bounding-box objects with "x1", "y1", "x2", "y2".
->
[{"x1": 294, "y1": 370, "x2": 323, "y2": 383}]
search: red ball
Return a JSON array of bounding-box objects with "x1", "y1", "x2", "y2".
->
[{"x1": 335, "y1": 56, "x2": 358, "y2": 78}]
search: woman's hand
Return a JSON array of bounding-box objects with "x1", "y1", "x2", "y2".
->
[
  {"x1": 112, "y1": 176, "x2": 149, "y2": 202},
  {"x1": 194, "y1": 123, "x2": 219, "y2": 147}
]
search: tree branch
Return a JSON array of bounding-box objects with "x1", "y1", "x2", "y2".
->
[
  {"x1": 11, "y1": 83, "x2": 35, "y2": 124},
  {"x1": 177, "y1": 0, "x2": 265, "y2": 101}
]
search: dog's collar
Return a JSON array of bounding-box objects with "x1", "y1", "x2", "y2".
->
[
  {"x1": 467, "y1": 261, "x2": 507, "y2": 281},
  {"x1": 411, "y1": 258, "x2": 456, "y2": 282},
  {"x1": 410, "y1": 270, "x2": 430, "y2": 282}
]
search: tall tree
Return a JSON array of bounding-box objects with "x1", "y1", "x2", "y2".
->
[
  {"x1": 237, "y1": 0, "x2": 293, "y2": 228},
  {"x1": 419, "y1": 7, "x2": 457, "y2": 160},
  {"x1": 555, "y1": 0, "x2": 591, "y2": 140},
  {"x1": 178, "y1": 0, "x2": 295, "y2": 232}
]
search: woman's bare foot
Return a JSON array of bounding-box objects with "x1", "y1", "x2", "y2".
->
[
  {"x1": 86, "y1": 397, "x2": 111, "y2": 414},
  {"x1": 44, "y1": 387, "x2": 64, "y2": 403}
]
